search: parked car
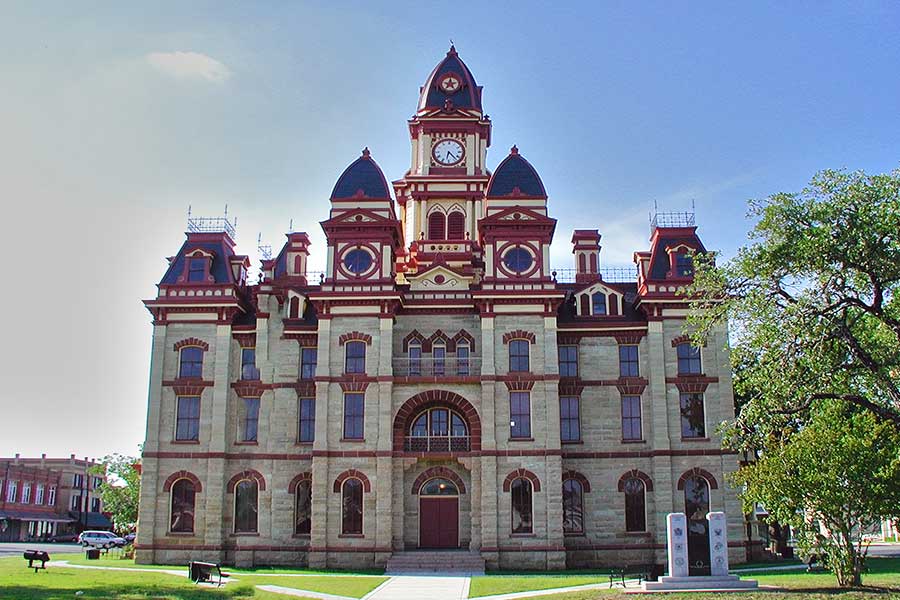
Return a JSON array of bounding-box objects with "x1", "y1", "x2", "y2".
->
[
  {"x1": 123, "y1": 532, "x2": 136, "y2": 543},
  {"x1": 78, "y1": 530, "x2": 126, "y2": 549},
  {"x1": 48, "y1": 533, "x2": 79, "y2": 543}
]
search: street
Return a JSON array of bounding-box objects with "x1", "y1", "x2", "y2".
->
[{"x1": 0, "y1": 542, "x2": 81, "y2": 557}]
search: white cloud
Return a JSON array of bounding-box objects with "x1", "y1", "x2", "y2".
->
[{"x1": 146, "y1": 51, "x2": 231, "y2": 83}]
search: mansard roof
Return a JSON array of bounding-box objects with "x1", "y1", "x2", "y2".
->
[
  {"x1": 160, "y1": 234, "x2": 238, "y2": 285},
  {"x1": 647, "y1": 227, "x2": 707, "y2": 280},
  {"x1": 330, "y1": 148, "x2": 392, "y2": 200},
  {"x1": 485, "y1": 147, "x2": 547, "y2": 198},
  {"x1": 417, "y1": 45, "x2": 483, "y2": 112}
]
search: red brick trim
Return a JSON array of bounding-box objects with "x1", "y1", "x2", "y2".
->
[
  {"x1": 283, "y1": 332, "x2": 318, "y2": 347},
  {"x1": 232, "y1": 381, "x2": 269, "y2": 397},
  {"x1": 393, "y1": 390, "x2": 482, "y2": 452},
  {"x1": 561, "y1": 470, "x2": 591, "y2": 493},
  {"x1": 233, "y1": 332, "x2": 256, "y2": 347},
  {"x1": 504, "y1": 380, "x2": 535, "y2": 391},
  {"x1": 557, "y1": 334, "x2": 580, "y2": 346},
  {"x1": 340, "y1": 381, "x2": 369, "y2": 392},
  {"x1": 411, "y1": 466, "x2": 466, "y2": 495},
  {"x1": 672, "y1": 378, "x2": 712, "y2": 393},
  {"x1": 166, "y1": 380, "x2": 213, "y2": 396},
  {"x1": 671, "y1": 335, "x2": 706, "y2": 348},
  {"x1": 162, "y1": 471, "x2": 203, "y2": 493},
  {"x1": 174, "y1": 338, "x2": 209, "y2": 352},
  {"x1": 338, "y1": 332, "x2": 372, "y2": 346},
  {"x1": 333, "y1": 469, "x2": 371, "y2": 493},
  {"x1": 617, "y1": 469, "x2": 654, "y2": 492},
  {"x1": 502, "y1": 330, "x2": 536, "y2": 344},
  {"x1": 288, "y1": 472, "x2": 312, "y2": 494},
  {"x1": 451, "y1": 329, "x2": 476, "y2": 353},
  {"x1": 615, "y1": 377, "x2": 648, "y2": 395},
  {"x1": 558, "y1": 381, "x2": 584, "y2": 397},
  {"x1": 502, "y1": 468, "x2": 541, "y2": 492},
  {"x1": 676, "y1": 467, "x2": 718, "y2": 490},
  {"x1": 614, "y1": 333, "x2": 644, "y2": 345},
  {"x1": 425, "y1": 329, "x2": 451, "y2": 353},
  {"x1": 226, "y1": 469, "x2": 267, "y2": 493},
  {"x1": 402, "y1": 330, "x2": 426, "y2": 352}
]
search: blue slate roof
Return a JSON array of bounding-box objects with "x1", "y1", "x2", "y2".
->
[
  {"x1": 486, "y1": 149, "x2": 547, "y2": 197},
  {"x1": 649, "y1": 234, "x2": 706, "y2": 280},
  {"x1": 418, "y1": 46, "x2": 483, "y2": 112},
  {"x1": 160, "y1": 241, "x2": 233, "y2": 285},
  {"x1": 330, "y1": 151, "x2": 392, "y2": 200}
]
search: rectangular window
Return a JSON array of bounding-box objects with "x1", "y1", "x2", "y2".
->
[
  {"x1": 73, "y1": 474, "x2": 84, "y2": 489},
  {"x1": 457, "y1": 344, "x2": 470, "y2": 376},
  {"x1": 242, "y1": 397, "x2": 260, "y2": 442},
  {"x1": 558, "y1": 345, "x2": 578, "y2": 377},
  {"x1": 509, "y1": 340, "x2": 530, "y2": 372},
  {"x1": 677, "y1": 343, "x2": 702, "y2": 375},
  {"x1": 71, "y1": 494, "x2": 80, "y2": 511},
  {"x1": 676, "y1": 253, "x2": 693, "y2": 277},
  {"x1": 179, "y1": 347, "x2": 203, "y2": 379},
  {"x1": 433, "y1": 345, "x2": 446, "y2": 376},
  {"x1": 22, "y1": 483, "x2": 31, "y2": 504},
  {"x1": 343, "y1": 393, "x2": 365, "y2": 440},
  {"x1": 680, "y1": 393, "x2": 706, "y2": 438},
  {"x1": 175, "y1": 396, "x2": 201, "y2": 441},
  {"x1": 298, "y1": 397, "x2": 316, "y2": 443},
  {"x1": 93, "y1": 477, "x2": 102, "y2": 489},
  {"x1": 560, "y1": 396, "x2": 581, "y2": 442},
  {"x1": 48, "y1": 486, "x2": 56, "y2": 506},
  {"x1": 36, "y1": 484, "x2": 45, "y2": 505},
  {"x1": 622, "y1": 395, "x2": 643, "y2": 441},
  {"x1": 188, "y1": 257, "x2": 206, "y2": 282},
  {"x1": 241, "y1": 347, "x2": 259, "y2": 380},
  {"x1": 300, "y1": 347, "x2": 317, "y2": 380},
  {"x1": 509, "y1": 392, "x2": 532, "y2": 439},
  {"x1": 345, "y1": 342, "x2": 366, "y2": 374},
  {"x1": 619, "y1": 345, "x2": 639, "y2": 377},
  {"x1": 91, "y1": 497, "x2": 101, "y2": 512}
]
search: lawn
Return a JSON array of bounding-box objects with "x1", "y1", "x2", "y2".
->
[
  {"x1": 0, "y1": 554, "x2": 387, "y2": 600},
  {"x1": 468, "y1": 573, "x2": 610, "y2": 597}
]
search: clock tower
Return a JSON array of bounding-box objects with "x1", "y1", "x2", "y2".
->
[{"x1": 393, "y1": 45, "x2": 492, "y2": 283}]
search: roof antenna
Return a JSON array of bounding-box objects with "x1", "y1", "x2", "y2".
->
[{"x1": 289, "y1": 218, "x2": 294, "y2": 232}]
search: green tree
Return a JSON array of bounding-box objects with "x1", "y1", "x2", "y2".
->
[
  {"x1": 90, "y1": 453, "x2": 141, "y2": 534},
  {"x1": 732, "y1": 400, "x2": 900, "y2": 586}
]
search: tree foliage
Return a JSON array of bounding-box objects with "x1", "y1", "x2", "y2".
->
[
  {"x1": 732, "y1": 400, "x2": 900, "y2": 586},
  {"x1": 90, "y1": 453, "x2": 141, "y2": 534}
]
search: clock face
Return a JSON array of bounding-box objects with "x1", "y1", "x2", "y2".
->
[
  {"x1": 439, "y1": 73, "x2": 461, "y2": 94},
  {"x1": 432, "y1": 139, "x2": 465, "y2": 166}
]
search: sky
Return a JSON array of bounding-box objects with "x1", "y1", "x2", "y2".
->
[{"x1": 0, "y1": 1, "x2": 898, "y2": 461}]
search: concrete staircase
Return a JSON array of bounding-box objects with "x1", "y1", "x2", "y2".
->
[{"x1": 385, "y1": 550, "x2": 486, "y2": 575}]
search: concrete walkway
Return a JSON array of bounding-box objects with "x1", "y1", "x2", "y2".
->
[{"x1": 363, "y1": 575, "x2": 471, "y2": 600}]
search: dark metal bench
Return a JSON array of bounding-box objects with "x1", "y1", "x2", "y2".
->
[
  {"x1": 602, "y1": 564, "x2": 662, "y2": 587},
  {"x1": 24, "y1": 550, "x2": 50, "y2": 573},
  {"x1": 188, "y1": 561, "x2": 230, "y2": 586}
]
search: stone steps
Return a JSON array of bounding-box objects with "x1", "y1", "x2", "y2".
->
[{"x1": 386, "y1": 550, "x2": 485, "y2": 574}]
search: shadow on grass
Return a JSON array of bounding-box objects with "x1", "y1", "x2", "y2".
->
[{"x1": 0, "y1": 584, "x2": 257, "y2": 600}]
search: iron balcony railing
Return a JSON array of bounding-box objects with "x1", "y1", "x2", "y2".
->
[
  {"x1": 404, "y1": 435, "x2": 470, "y2": 453},
  {"x1": 392, "y1": 357, "x2": 481, "y2": 377}
]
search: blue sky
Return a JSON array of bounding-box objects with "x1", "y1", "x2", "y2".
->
[{"x1": 0, "y1": 1, "x2": 897, "y2": 459}]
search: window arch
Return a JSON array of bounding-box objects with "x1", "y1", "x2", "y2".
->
[
  {"x1": 428, "y1": 211, "x2": 446, "y2": 240},
  {"x1": 295, "y1": 479, "x2": 312, "y2": 535},
  {"x1": 179, "y1": 347, "x2": 203, "y2": 379},
  {"x1": 408, "y1": 407, "x2": 469, "y2": 452},
  {"x1": 510, "y1": 478, "x2": 533, "y2": 534},
  {"x1": 345, "y1": 341, "x2": 366, "y2": 374},
  {"x1": 420, "y1": 477, "x2": 459, "y2": 496},
  {"x1": 169, "y1": 478, "x2": 196, "y2": 533},
  {"x1": 591, "y1": 292, "x2": 607, "y2": 316},
  {"x1": 562, "y1": 478, "x2": 584, "y2": 534},
  {"x1": 447, "y1": 211, "x2": 465, "y2": 240},
  {"x1": 623, "y1": 478, "x2": 646, "y2": 532},
  {"x1": 341, "y1": 478, "x2": 363, "y2": 535},
  {"x1": 234, "y1": 479, "x2": 258, "y2": 533}
]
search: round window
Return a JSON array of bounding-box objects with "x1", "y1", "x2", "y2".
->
[
  {"x1": 420, "y1": 478, "x2": 459, "y2": 496},
  {"x1": 343, "y1": 249, "x2": 373, "y2": 274},
  {"x1": 502, "y1": 247, "x2": 533, "y2": 273}
]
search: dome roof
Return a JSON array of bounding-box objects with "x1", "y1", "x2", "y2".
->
[
  {"x1": 417, "y1": 45, "x2": 483, "y2": 113},
  {"x1": 485, "y1": 146, "x2": 547, "y2": 197},
  {"x1": 330, "y1": 148, "x2": 392, "y2": 200}
]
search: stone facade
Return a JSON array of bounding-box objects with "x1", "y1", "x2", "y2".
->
[{"x1": 136, "y1": 46, "x2": 757, "y2": 570}]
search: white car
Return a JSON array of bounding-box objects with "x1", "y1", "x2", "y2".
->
[{"x1": 78, "y1": 530, "x2": 126, "y2": 549}]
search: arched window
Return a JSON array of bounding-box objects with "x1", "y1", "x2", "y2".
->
[
  {"x1": 345, "y1": 341, "x2": 366, "y2": 374},
  {"x1": 295, "y1": 480, "x2": 312, "y2": 535},
  {"x1": 428, "y1": 212, "x2": 446, "y2": 240},
  {"x1": 589, "y1": 253, "x2": 598, "y2": 273},
  {"x1": 170, "y1": 479, "x2": 196, "y2": 533},
  {"x1": 562, "y1": 479, "x2": 584, "y2": 534},
  {"x1": 409, "y1": 342, "x2": 422, "y2": 376},
  {"x1": 234, "y1": 479, "x2": 258, "y2": 533},
  {"x1": 578, "y1": 253, "x2": 586, "y2": 272},
  {"x1": 456, "y1": 343, "x2": 470, "y2": 376},
  {"x1": 420, "y1": 477, "x2": 459, "y2": 496},
  {"x1": 293, "y1": 255, "x2": 303, "y2": 275},
  {"x1": 591, "y1": 292, "x2": 607, "y2": 316},
  {"x1": 511, "y1": 478, "x2": 533, "y2": 534},
  {"x1": 289, "y1": 296, "x2": 300, "y2": 319},
  {"x1": 179, "y1": 347, "x2": 203, "y2": 379},
  {"x1": 676, "y1": 343, "x2": 702, "y2": 374},
  {"x1": 684, "y1": 476, "x2": 710, "y2": 528},
  {"x1": 509, "y1": 339, "x2": 530, "y2": 372},
  {"x1": 447, "y1": 211, "x2": 465, "y2": 240},
  {"x1": 408, "y1": 407, "x2": 469, "y2": 452},
  {"x1": 579, "y1": 295, "x2": 589, "y2": 315},
  {"x1": 623, "y1": 478, "x2": 646, "y2": 532},
  {"x1": 341, "y1": 478, "x2": 363, "y2": 535},
  {"x1": 433, "y1": 343, "x2": 446, "y2": 376}
]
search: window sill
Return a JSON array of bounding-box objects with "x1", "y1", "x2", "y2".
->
[
  {"x1": 676, "y1": 373, "x2": 706, "y2": 378},
  {"x1": 171, "y1": 440, "x2": 200, "y2": 445},
  {"x1": 234, "y1": 441, "x2": 259, "y2": 446},
  {"x1": 166, "y1": 532, "x2": 197, "y2": 537},
  {"x1": 229, "y1": 532, "x2": 260, "y2": 537},
  {"x1": 621, "y1": 439, "x2": 646, "y2": 444},
  {"x1": 338, "y1": 534, "x2": 365, "y2": 539},
  {"x1": 564, "y1": 532, "x2": 586, "y2": 537},
  {"x1": 624, "y1": 531, "x2": 651, "y2": 537},
  {"x1": 681, "y1": 437, "x2": 711, "y2": 442},
  {"x1": 511, "y1": 533, "x2": 536, "y2": 538},
  {"x1": 340, "y1": 438, "x2": 366, "y2": 443},
  {"x1": 508, "y1": 437, "x2": 534, "y2": 442},
  {"x1": 295, "y1": 442, "x2": 314, "y2": 446},
  {"x1": 561, "y1": 440, "x2": 583, "y2": 445},
  {"x1": 292, "y1": 533, "x2": 311, "y2": 539}
]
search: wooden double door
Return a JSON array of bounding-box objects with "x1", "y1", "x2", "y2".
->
[{"x1": 419, "y1": 497, "x2": 459, "y2": 548}]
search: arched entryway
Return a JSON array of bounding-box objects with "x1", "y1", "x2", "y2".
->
[{"x1": 418, "y1": 477, "x2": 460, "y2": 548}]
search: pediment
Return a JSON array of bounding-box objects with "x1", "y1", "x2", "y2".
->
[
  {"x1": 406, "y1": 264, "x2": 472, "y2": 291},
  {"x1": 480, "y1": 206, "x2": 555, "y2": 226}
]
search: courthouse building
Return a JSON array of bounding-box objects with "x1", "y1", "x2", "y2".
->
[{"x1": 136, "y1": 47, "x2": 753, "y2": 570}]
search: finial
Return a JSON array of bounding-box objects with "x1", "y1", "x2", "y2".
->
[
  {"x1": 362, "y1": 147, "x2": 370, "y2": 158},
  {"x1": 510, "y1": 145, "x2": 519, "y2": 155},
  {"x1": 448, "y1": 41, "x2": 457, "y2": 56}
]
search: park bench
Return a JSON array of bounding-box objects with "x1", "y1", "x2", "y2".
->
[
  {"x1": 24, "y1": 550, "x2": 50, "y2": 573},
  {"x1": 188, "y1": 560, "x2": 230, "y2": 586},
  {"x1": 602, "y1": 564, "x2": 662, "y2": 587}
]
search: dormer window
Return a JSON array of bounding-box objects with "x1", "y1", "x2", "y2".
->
[
  {"x1": 676, "y1": 253, "x2": 693, "y2": 277},
  {"x1": 188, "y1": 257, "x2": 206, "y2": 282},
  {"x1": 591, "y1": 292, "x2": 607, "y2": 316}
]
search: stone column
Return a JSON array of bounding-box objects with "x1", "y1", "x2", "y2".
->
[
  {"x1": 707, "y1": 511, "x2": 729, "y2": 576},
  {"x1": 374, "y1": 317, "x2": 394, "y2": 565},
  {"x1": 308, "y1": 319, "x2": 331, "y2": 569},
  {"x1": 479, "y1": 316, "x2": 498, "y2": 566},
  {"x1": 667, "y1": 512, "x2": 689, "y2": 578},
  {"x1": 204, "y1": 323, "x2": 232, "y2": 561},
  {"x1": 136, "y1": 325, "x2": 166, "y2": 564}
]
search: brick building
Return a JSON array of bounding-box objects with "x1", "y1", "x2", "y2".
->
[{"x1": 136, "y1": 46, "x2": 754, "y2": 570}]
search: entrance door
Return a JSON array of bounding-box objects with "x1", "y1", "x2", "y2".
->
[{"x1": 420, "y1": 497, "x2": 459, "y2": 548}]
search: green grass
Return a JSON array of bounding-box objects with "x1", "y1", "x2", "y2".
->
[
  {"x1": 1, "y1": 554, "x2": 386, "y2": 600},
  {"x1": 468, "y1": 574, "x2": 610, "y2": 597}
]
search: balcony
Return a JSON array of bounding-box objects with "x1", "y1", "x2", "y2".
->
[
  {"x1": 393, "y1": 357, "x2": 481, "y2": 378},
  {"x1": 404, "y1": 435, "x2": 470, "y2": 453}
]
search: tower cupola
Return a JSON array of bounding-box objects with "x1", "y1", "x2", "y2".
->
[{"x1": 417, "y1": 45, "x2": 483, "y2": 115}]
